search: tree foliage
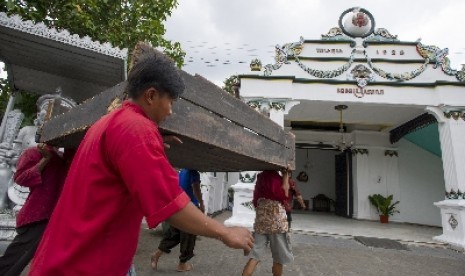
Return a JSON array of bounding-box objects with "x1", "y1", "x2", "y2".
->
[
  {"x1": 0, "y1": 0, "x2": 185, "y2": 67},
  {"x1": 222, "y1": 75, "x2": 240, "y2": 97},
  {"x1": 0, "y1": 73, "x2": 39, "y2": 127},
  {"x1": 0, "y1": 77, "x2": 10, "y2": 116},
  {"x1": 0, "y1": 0, "x2": 185, "y2": 123}
]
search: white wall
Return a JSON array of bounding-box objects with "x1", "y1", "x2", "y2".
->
[
  {"x1": 353, "y1": 140, "x2": 444, "y2": 226},
  {"x1": 397, "y1": 139, "x2": 444, "y2": 226},
  {"x1": 353, "y1": 148, "x2": 401, "y2": 222},
  {"x1": 294, "y1": 148, "x2": 338, "y2": 208}
]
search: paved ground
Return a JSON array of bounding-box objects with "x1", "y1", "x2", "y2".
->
[
  {"x1": 291, "y1": 211, "x2": 443, "y2": 245},
  {"x1": 132, "y1": 212, "x2": 465, "y2": 276},
  {"x1": 2, "y1": 211, "x2": 465, "y2": 275}
]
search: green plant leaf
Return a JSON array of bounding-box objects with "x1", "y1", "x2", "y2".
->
[{"x1": 368, "y1": 194, "x2": 400, "y2": 216}]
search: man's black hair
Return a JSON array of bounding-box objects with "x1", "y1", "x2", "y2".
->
[{"x1": 127, "y1": 42, "x2": 185, "y2": 99}]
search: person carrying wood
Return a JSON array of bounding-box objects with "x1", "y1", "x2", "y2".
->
[
  {"x1": 28, "y1": 43, "x2": 253, "y2": 275},
  {"x1": 242, "y1": 170, "x2": 294, "y2": 276},
  {"x1": 0, "y1": 143, "x2": 74, "y2": 276},
  {"x1": 151, "y1": 169, "x2": 205, "y2": 272}
]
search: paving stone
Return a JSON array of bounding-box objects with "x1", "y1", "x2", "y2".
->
[
  {"x1": 354, "y1": 236, "x2": 409, "y2": 251},
  {"x1": 4, "y1": 211, "x2": 465, "y2": 275},
  {"x1": 132, "y1": 212, "x2": 465, "y2": 276}
]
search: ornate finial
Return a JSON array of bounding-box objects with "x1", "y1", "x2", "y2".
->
[
  {"x1": 457, "y1": 65, "x2": 465, "y2": 82},
  {"x1": 364, "y1": 28, "x2": 399, "y2": 43},
  {"x1": 250, "y1": 58, "x2": 262, "y2": 71},
  {"x1": 338, "y1": 7, "x2": 375, "y2": 38},
  {"x1": 322, "y1": 27, "x2": 344, "y2": 38}
]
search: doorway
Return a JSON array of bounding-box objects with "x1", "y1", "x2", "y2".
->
[{"x1": 335, "y1": 150, "x2": 353, "y2": 218}]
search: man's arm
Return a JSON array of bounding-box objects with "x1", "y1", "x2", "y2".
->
[
  {"x1": 281, "y1": 170, "x2": 290, "y2": 197},
  {"x1": 167, "y1": 203, "x2": 254, "y2": 252},
  {"x1": 296, "y1": 195, "x2": 306, "y2": 209},
  {"x1": 192, "y1": 181, "x2": 205, "y2": 213},
  {"x1": 14, "y1": 144, "x2": 51, "y2": 187},
  {"x1": 36, "y1": 144, "x2": 52, "y2": 171},
  {"x1": 292, "y1": 181, "x2": 306, "y2": 209}
]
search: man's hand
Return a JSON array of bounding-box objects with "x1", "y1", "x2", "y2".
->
[
  {"x1": 167, "y1": 204, "x2": 254, "y2": 255},
  {"x1": 219, "y1": 227, "x2": 254, "y2": 255},
  {"x1": 280, "y1": 164, "x2": 292, "y2": 178},
  {"x1": 37, "y1": 143, "x2": 52, "y2": 160},
  {"x1": 297, "y1": 195, "x2": 306, "y2": 210},
  {"x1": 36, "y1": 143, "x2": 53, "y2": 172},
  {"x1": 162, "y1": 135, "x2": 182, "y2": 149}
]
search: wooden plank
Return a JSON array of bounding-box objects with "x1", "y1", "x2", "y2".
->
[
  {"x1": 40, "y1": 82, "x2": 126, "y2": 143},
  {"x1": 180, "y1": 72, "x2": 287, "y2": 145},
  {"x1": 163, "y1": 134, "x2": 286, "y2": 171},
  {"x1": 40, "y1": 74, "x2": 295, "y2": 171},
  {"x1": 161, "y1": 98, "x2": 292, "y2": 170}
]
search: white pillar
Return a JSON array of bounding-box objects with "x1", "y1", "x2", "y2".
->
[
  {"x1": 200, "y1": 173, "x2": 211, "y2": 214},
  {"x1": 269, "y1": 109, "x2": 285, "y2": 127},
  {"x1": 224, "y1": 171, "x2": 257, "y2": 229},
  {"x1": 427, "y1": 107, "x2": 465, "y2": 250},
  {"x1": 0, "y1": 92, "x2": 16, "y2": 142}
]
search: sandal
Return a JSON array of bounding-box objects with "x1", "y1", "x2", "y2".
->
[{"x1": 177, "y1": 263, "x2": 193, "y2": 272}]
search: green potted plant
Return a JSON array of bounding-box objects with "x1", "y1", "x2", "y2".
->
[{"x1": 368, "y1": 194, "x2": 399, "y2": 223}]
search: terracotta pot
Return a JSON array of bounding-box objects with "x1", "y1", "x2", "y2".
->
[{"x1": 379, "y1": 215, "x2": 389, "y2": 223}]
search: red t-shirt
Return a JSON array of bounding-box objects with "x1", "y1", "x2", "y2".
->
[
  {"x1": 14, "y1": 148, "x2": 68, "y2": 228},
  {"x1": 252, "y1": 171, "x2": 288, "y2": 208},
  {"x1": 30, "y1": 101, "x2": 190, "y2": 275}
]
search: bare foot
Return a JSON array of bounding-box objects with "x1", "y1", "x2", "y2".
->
[
  {"x1": 150, "y1": 250, "x2": 163, "y2": 270},
  {"x1": 177, "y1": 262, "x2": 193, "y2": 272}
]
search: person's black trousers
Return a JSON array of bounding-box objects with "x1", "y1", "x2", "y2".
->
[
  {"x1": 158, "y1": 224, "x2": 197, "y2": 263},
  {"x1": 0, "y1": 220, "x2": 47, "y2": 276},
  {"x1": 286, "y1": 211, "x2": 293, "y2": 229}
]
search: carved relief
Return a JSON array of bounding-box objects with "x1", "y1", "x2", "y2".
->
[
  {"x1": 352, "y1": 148, "x2": 369, "y2": 155},
  {"x1": 444, "y1": 111, "x2": 465, "y2": 121},
  {"x1": 449, "y1": 214, "x2": 458, "y2": 230},
  {"x1": 384, "y1": 150, "x2": 398, "y2": 157},
  {"x1": 0, "y1": 12, "x2": 127, "y2": 59},
  {"x1": 350, "y1": 64, "x2": 373, "y2": 88},
  {"x1": 239, "y1": 171, "x2": 257, "y2": 183}
]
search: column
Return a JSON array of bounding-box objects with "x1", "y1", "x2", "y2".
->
[
  {"x1": 0, "y1": 92, "x2": 17, "y2": 142},
  {"x1": 244, "y1": 99, "x2": 299, "y2": 128},
  {"x1": 224, "y1": 171, "x2": 257, "y2": 229},
  {"x1": 427, "y1": 107, "x2": 465, "y2": 250}
]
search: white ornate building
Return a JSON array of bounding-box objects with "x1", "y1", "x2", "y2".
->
[{"x1": 225, "y1": 7, "x2": 465, "y2": 251}]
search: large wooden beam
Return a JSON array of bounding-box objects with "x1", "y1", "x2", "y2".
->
[{"x1": 40, "y1": 73, "x2": 295, "y2": 171}]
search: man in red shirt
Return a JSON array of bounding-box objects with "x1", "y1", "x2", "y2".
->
[
  {"x1": 29, "y1": 43, "x2": 253, "y2": 275},
  {"x1": 242, "y1": 170, "x2": 293, "y2": 276},
  {"x1": 284, "y1": 173, "x2": 306, "y2": 230},
  {"x1": 0, "y1": 144, "x2": 71, "y2": 276}
]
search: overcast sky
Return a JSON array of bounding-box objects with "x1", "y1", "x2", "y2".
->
[{"x1": 164, "y1": 0, "x2": 465, "y2": 86}]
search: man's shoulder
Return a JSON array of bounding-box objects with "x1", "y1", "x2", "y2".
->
[
  {"x1": 105, "y1": 106, "x2": 158, "y2": 137},
  {"x1": 21, "y1": 147, "x2": 40, "y2": 157}
]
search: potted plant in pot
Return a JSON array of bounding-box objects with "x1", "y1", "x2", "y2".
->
[{"x1": 368, "y1": 194, "x2": 399, "y2": 223}]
